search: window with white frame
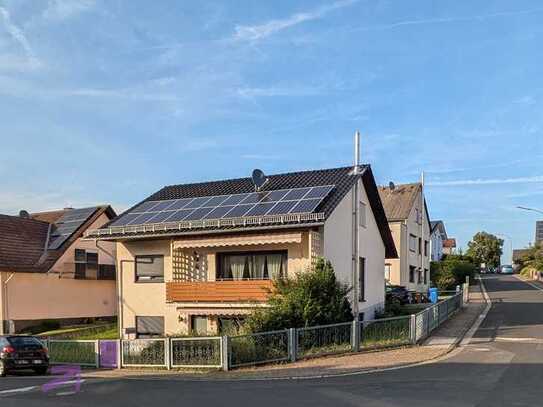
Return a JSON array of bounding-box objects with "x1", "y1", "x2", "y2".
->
[
  {"x1": 384, "y1": 263, "x2": 391, "y2": 282},
  {"x1": 409, "y1": 234, "x2": 417, "y2": 252}
]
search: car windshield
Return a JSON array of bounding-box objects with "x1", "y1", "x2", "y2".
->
[{"x1": 7, "y1": 336, "x2": 44, "y2": 347}]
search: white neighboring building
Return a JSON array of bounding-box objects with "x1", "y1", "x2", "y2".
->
[{"x1": 430, "y1": 220, "x2": 447, "y2": 262}]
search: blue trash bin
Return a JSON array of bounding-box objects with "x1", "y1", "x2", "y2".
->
[{"x1": 429, "y1": 288, "x2": 438, "y2": 304}]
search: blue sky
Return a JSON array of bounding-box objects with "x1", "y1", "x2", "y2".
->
[{"x1": 1, "y1": 0, "x2": 542, "y2": 260}]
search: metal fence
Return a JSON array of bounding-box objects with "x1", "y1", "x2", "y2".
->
[
  {"x1": 297, "y1": 321, "x2": 353, "y2": 359},
  {"x1": 39, "y1": 291, "x2": 465, "y2": 371},
  {"x1": 361, "y1": 316, "x2": 411, "y2": 349},
  {"x1": 228, "y1": 330, "x2": 289, "y2": 368},
  {"x1": 48, "y1": 340, "x2": 98, "y2": 367},
  {"x1": 121, "y1": 339, "x2": 166, "y2": 367},
  {"x1": 171, "y1": 337, "x2": 222, "y2": 368}
]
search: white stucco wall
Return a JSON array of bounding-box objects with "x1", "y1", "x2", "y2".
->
[
  {"x1": 430, "y1": 229, "x2": 443, "y2": 262},
  {"x1": 323, "y1": 178, "x2": 386, "y2": 320}
]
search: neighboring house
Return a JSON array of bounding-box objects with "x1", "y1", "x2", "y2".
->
[
  {"x1": 378, "y1": 183, "x2": 431, "y2": 292},
  {"x1": 442, "y1": 238, "x2": 457, "y2": 255},
  {"x1": 0, "y1": 206, "x2": 117, "y2": 334},
  {"x1": 86, "y1": 166, "x2": 397, "y2": 338},
  {"x1": 429, "y1": 220, "x2": 448, "y2": 262}
]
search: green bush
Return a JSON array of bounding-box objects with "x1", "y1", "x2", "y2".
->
[
  {"x1": 244, "y1": 258, "x2": 353, "y2": 333},
  {"x1": 431, "y1": 256, "x2": 476, "y2": 290}
]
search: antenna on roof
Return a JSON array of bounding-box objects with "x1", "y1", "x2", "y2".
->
[
  {"x1": 251, "y1": 169, "x2": 269, "y2": 192},
  {"x1": 353, "y1": 130, "x2": 361, "y2": 174},
  {"x1": 421, "y1": 171, "x2": 425, "y2": 188},
  {"x1": 19, "y1": 210, "x2": 30, "y2": 219},
  {"x1": 389, "y1": 182, "x2": 395, "y2": 190}
]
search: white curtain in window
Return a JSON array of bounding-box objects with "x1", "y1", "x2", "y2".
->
[
  {"x1": 230, "y1": 256, "x2": 246, "y2": 280},
  {"x1": 267, "y1": 254, "x2": 283, "y2": 279},
  {"x1": 251, "y1": 255, "x2": 266, "y2": 279}
]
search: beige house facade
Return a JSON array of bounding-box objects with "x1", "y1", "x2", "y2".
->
[
  {"x1": 0, "y1": 207, "x2": 117, "y2": 334},
  {"x1": 87, "y1": 166, "x2": 397, "y2": 338},
  {"x1": 378, "y1": 183, "x2": 431, "y2": 293}
]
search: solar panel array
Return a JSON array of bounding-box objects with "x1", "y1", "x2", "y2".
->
[
  {"x1": 48, "y1": 207, "x2": 96, "y2": 250},
  {"x1": 110, "y1": 185, "x2": 335, "y2": 227}
]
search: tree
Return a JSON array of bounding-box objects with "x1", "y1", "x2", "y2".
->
[
  {"x1": 466, "y1": 232, "x2": 504, "y2": 268},
  {"x1": 430, "y1": 255, "x2": 476, "y2": 290},
  {"x1": 244, "y1": 258, "x2": 353, "y2": 333},
  {"x1": 518, "y1": 242, "x2": 543, "y2": 274}
]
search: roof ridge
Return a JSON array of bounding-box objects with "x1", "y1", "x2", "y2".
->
[
  {"x1": 162, "y1": 165, "x2": 359, "y2": 189},
  {"x1": 0, "y1": 213, "x2": 51, "y2": 226}
]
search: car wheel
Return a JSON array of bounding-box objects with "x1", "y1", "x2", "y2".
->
[
  {"x1": 0, "y1": 361, "x2": 7, "y2": 377},
  {"x1": 33, "y1": 367, "x2": 48, "y2": 376}
]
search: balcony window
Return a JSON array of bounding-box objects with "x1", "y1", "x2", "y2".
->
[
  {"x1": 217, "y1": 251, "x2": 287, "y2": 280},
  {"x1": 135, "y1": 255, "x2": 164, "y2": 283}
]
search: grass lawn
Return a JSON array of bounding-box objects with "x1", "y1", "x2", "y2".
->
[{"x1": 38, "y1": 323, "x2": 119, "y2": 340}]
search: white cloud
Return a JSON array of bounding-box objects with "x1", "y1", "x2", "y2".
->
[
  {"x1": 236, "y1": 86, "x2": 321, "y2": 98},
  {"x1": 234, "y1": 0, "x2": 357, "y2": 41},
  {"x1": 0, "y1": 6, "x2": 41, "y2": 69},
  {"x1": 42, "y1": 0, "x2": 96, "y2": 21},
  {"x1": 428, "y1": 175, "x2": 543, "y2": 187}
]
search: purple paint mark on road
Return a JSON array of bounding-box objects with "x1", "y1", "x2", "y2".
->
[{"x1": 42, "y1": 365, "x2": 82, "y2": 394}]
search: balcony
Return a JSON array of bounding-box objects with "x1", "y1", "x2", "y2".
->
[{"x1": 166, "y1": 280, "x2": 274, "y2": 303}]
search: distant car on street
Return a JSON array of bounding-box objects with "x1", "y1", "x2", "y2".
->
[{"x1": 500, "y1": 265, "x2": 514, "y2": 274}]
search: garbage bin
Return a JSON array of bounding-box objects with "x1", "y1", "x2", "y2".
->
[{"x1": 429, "y1": 288, "x2": 438, "y2": 304}]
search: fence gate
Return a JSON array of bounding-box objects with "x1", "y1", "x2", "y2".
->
[{"x1": 99, "y1": 340, "x2": 118, "y2": 368}]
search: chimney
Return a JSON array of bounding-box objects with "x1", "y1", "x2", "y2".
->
[{"x1": 353, "y1": 130, "x2": 361, "y2": 174}]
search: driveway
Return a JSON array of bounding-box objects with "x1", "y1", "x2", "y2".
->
[{"x1": 2, "y1": 274, "x2": 543, "y2": 406}]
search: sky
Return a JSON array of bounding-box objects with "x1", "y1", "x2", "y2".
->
[{"x1": 1, "y1": 0, "x2": 542, "y2": 261}]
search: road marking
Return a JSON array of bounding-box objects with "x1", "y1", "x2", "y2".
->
[
  {"x1": 473, "y1": 348, "x2": 491, "y2": 352},
  {"x1": 513, "y1": 275, "x2": 543, "y2": 291},
  {"x1": 495, "y1": 337, "x2": 537, "y2": 342},
  {"x1": 460, "y1": 276, "x2": 492, "y2": 346},
  {"x1": 0, "y1": 386, "x2": 37, "y2": 395}
]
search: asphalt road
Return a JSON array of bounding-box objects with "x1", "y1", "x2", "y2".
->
[{"x1": 2, "y1": 274, "x2": 543, "y2": 407}]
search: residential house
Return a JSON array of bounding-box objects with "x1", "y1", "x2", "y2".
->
[
  {"x1": 0, "y1": 206, "x2": 117, "y2": 334},
  {"x1": 442, "y1": 238, "x2": 457, "y2": 255},
  {"x1": 86, "y1": 166, "x2": 397, "y2": 338},
  {"x1": 378, "y1": 183, "x2": 431, "y2": 292},
  {"x1": 429, "y1": 220, "x2": 448, "y2": 262}
]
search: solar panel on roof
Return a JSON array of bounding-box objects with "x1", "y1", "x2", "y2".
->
[
  {"x1": 282, "y1": 188, "x2": 311, "y2": 201},
  {"x1": 47, "y1": 208, "x2": 96, "y2": 249},
  {"x1": 109, "y1": 185, "x2": 335, "y2": 228},
  {"x1": 290, "y1": 198, "x2": 323, "y2": 214},
  {"x1": 245, "y1": 202, "x2": 275, "y2": 217}
]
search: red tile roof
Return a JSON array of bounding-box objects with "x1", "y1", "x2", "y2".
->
[{"x1": 443, "y1": 238, "x2": 457, "y2": 248}]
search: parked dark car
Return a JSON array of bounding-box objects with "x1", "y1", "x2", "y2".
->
[
  {"x1": 386, "y1": 285, "x2": 411, "y2": 305},
  {"x1": 0, "y1": 335, "x2": 49, "y2": 377}
]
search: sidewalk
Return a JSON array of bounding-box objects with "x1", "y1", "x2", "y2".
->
[{"x1": 83, "y1": 287, "x2": 486, "y2": 380}]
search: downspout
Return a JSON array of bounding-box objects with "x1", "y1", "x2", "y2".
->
[
  {"x1": 351, "y1": 131, "x2": 360, "y2": 318},
  {"x1": 420, "y1": 172, "x2": 425, "y2": 289},
  {"x1": 3, "y1": 272, "x2": 15, "y2": 334}
]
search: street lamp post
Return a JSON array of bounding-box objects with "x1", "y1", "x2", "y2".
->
[{"x1": 517, "y1": 206, "x2": 543, "y2": 215}]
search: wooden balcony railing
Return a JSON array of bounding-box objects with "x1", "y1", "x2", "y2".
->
[{"x1": 166, "y1": 280, "x2": 274, "y2": 303}]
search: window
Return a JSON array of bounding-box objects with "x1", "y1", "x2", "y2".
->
[
  {"x1": 98, "y1": 264, "x2": 116, "y2": 280},
  {"x1": 74, "y1": 249, "x2": 98, "y2": 279},
  {"x1": 424, "y1": 269, "x2": 428, "y2": 285},
  {"x1": 409, "y1": 266, "x2": 416, "y2": 283},
  {"x1": 384, "y1": 263, "x2": 391, "y2": 282},
  {"x1": 409, "y1": 234, "x2": 417, "y2": 252},
  {"x1": 415, "y1": 208, "x2": 422, "y2": 224},
  {"x1": 417, "y1": 268, "x2": 423, "y2": 284},
  {"x1": 191, "y1": 316, "x2": 208, "y2": 336},
  {"x1": 135, "y1": 255, "x2": 164, "y2": 282},
  {"x1": 136, "y1": 316, "x2": 164, "y2": 338},
  {"x1": 424, "y1": 241, "x2": 429, "y2": 257},
  {"x1": 359, "y1": 257, "x2": 365, "y2": 301},
  {"x1": 217, "y1": 251, "x2": 287, "y2": 280},
  {"x1": 359, "y1": 201, "x2": 367, "y2": 228},
  {"x1": 418, "y1": 238, "x2": 422, "y2": 254}
]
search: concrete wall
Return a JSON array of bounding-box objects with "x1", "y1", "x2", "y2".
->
[{"x1": 323, "y1": 178, "x2": 386, "y2": 320}]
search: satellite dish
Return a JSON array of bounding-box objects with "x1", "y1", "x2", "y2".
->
[
  {"x1": 19, "y1": 210, "x2": 30, "y2": 219},
  {"x1": 389, "y1": 182, "x2": 395, "y2": 190},
  {"x1": 252, "y1": 169, "x2": 269, "y2": 191}
]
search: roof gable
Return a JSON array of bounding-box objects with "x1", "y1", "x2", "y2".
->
[{"x1": 378, "y1": 183, "x2": 421, "y2": 221}]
